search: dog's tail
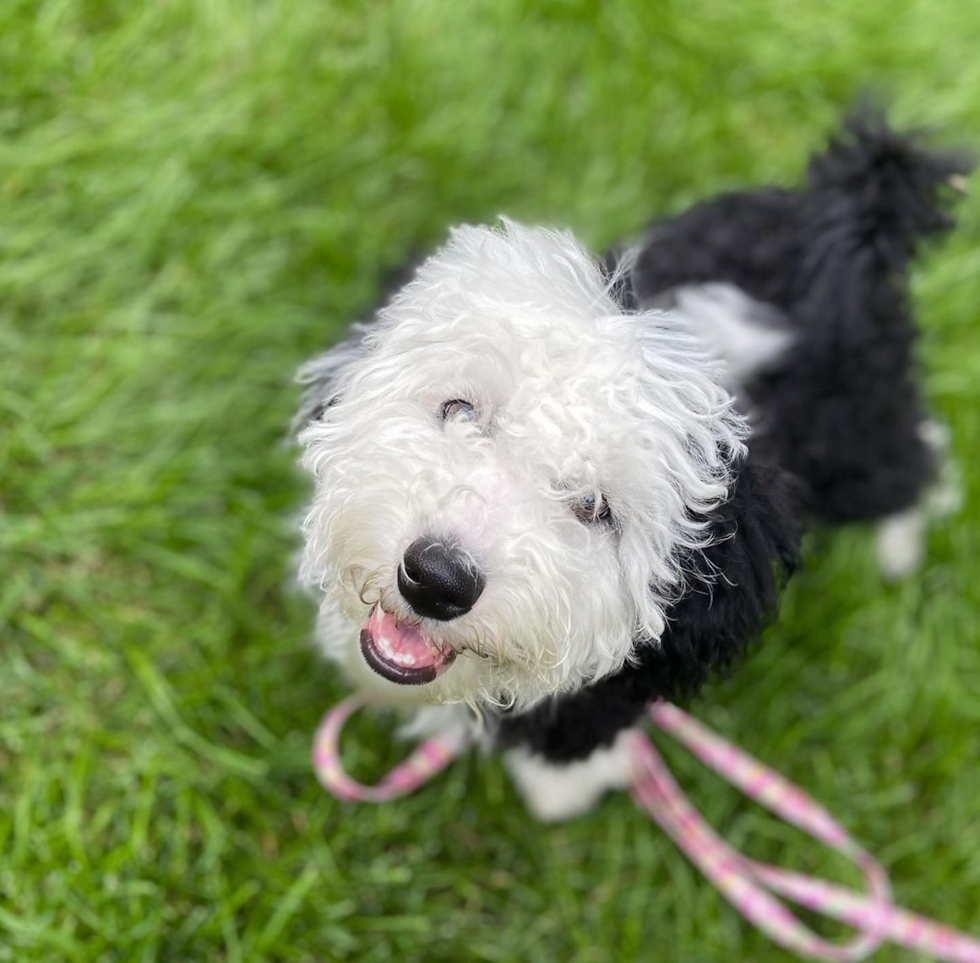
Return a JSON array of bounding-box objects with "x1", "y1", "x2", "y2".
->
[
  {"x1": 803, "y1": 106, "x2": 973, "y2": 277},
  {"x1": 791, "y1": 106, "x2": 973, "y2": 339}
]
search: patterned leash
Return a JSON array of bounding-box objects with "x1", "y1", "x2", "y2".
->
[{"x1": 313, "y1": 695, "x2": 980, "y2": 961}]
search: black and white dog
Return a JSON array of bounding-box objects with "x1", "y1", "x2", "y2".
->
[{"x1": 296, "y1": 111, "x2": 969, "y2": 820}]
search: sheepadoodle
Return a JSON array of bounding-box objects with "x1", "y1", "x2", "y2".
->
[{"x1": 295, "y1": 111, "x2": 969, "y2": 821}]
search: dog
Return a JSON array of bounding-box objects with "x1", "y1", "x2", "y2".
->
[{"x1": 295, "y1": 110, "x2": 969, "y2": 821}]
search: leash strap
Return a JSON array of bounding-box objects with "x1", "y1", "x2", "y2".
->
[{"x1": 312, "y1": 696, "x2": 980, "y2": 961}]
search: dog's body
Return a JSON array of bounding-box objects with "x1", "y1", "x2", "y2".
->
[{"x1": 296, "y1": 112, "x2": 968, "y2": 820}]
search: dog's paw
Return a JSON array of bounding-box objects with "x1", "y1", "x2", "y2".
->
[
  {"x1": 876, "y1": 507, "x2": 926, "y2": 581},
  {"x1": 920, "y1": 419, "x2": 963, "y2": 520},
  {"x1": 504, "y1": 731, "x2": 635, "y2": 822}
]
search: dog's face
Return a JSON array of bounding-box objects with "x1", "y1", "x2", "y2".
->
[{"x1": 298, "y1": 221, "x2": 744, "y2": 709}]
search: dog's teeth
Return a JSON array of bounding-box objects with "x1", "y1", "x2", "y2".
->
[
  {"x1": 375, "y1": 630, "x2": 415, "y2": 666},
  {"x1": 368, "y1": 606, "x2": 441, "y2": 669}
]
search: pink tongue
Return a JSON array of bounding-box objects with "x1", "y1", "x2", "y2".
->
[{"x1": 366, "y1": 607, "x2": 446, "y2": 669}]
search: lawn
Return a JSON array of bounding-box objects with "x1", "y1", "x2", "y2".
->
[{"x1": 2, "y1": 1, "x2": 980, "y2": 959}]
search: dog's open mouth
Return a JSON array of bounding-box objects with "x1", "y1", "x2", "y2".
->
[{"x1": 359, "y1": 605, "x2": 456, "y2": 685}]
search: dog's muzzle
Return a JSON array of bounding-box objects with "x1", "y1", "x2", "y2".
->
[{"x1": 357, "y1": 537, "x2": 484, "y2": 686}]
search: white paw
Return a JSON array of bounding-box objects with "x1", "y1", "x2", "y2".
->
[
  {"x1": 505, "y1": 731, "x2": 635, "y2": 822},
  {"x1": 920, "y1": 419, "x2": 963, "y2": 519},
  {"x1": 875, "y1": 419, "x2": 962, "y2": 581},
  {"x1": 876, "y1": 507, "x2": 926, "y2": 581}
]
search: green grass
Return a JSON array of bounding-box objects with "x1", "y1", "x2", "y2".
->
[{"x1": 2, "y1": 0, "x2": 980, "y2": 959}]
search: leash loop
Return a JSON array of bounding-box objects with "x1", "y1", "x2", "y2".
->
[
  {"x1": 641, "y1": 701, "x2": 980, "y2": 962},
  {"x1": 312, "y1": 695, "x2": 467, "y2": 802},
  {"x1": 640, "y1": 702, "x2": 888, "y2": 960}
]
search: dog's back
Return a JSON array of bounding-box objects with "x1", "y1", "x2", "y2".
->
[{"x1": 628, "y1": 108, "x2": 972, "y2": 525}]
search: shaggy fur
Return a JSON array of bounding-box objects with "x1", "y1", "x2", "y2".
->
[{"x1": 295, "y1": 109, "x2": 968, "y2": 819}]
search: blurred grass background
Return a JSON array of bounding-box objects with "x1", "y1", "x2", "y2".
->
[{"x1": 2, "y1": 0, "x2": 979, "y2": 959}]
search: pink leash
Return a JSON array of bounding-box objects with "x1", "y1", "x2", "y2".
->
[{"x1": 313, "y1": 696, "x2": 980, "y2": 961}]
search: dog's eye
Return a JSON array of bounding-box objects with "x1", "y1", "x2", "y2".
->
[
  {"x1": 442, "y1": 399, "x2": 477, "y2": 423},
  {"x1": 571, "y1": 493, "x2": 612, "y2": 525}
]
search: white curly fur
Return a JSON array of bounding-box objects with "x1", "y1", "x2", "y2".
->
[{"x1": 297, "y1": 220, "x2": 746, "y2": 710}]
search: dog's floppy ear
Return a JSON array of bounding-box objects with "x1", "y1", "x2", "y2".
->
[
  {"x1": 294, "y1": 257, "x2": 425, "y2": 429},
  {"x1": 647, "y1": 453, "x2": 801, "y2": 696},
  {"x1": 587, "y1": 453, "x2": 800, "y2": 712},
  {"x1": 294, "y1": 322, "x2": 372, "y2": 428}
]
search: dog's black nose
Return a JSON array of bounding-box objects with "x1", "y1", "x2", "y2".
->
[{"x1": 398, "y1": 536, "x2": 485, "y2": 621}]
